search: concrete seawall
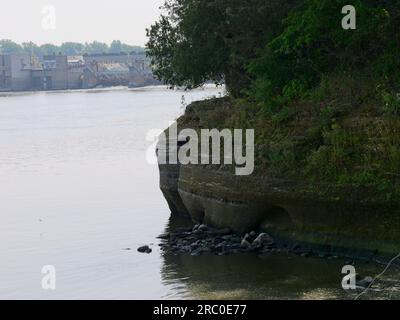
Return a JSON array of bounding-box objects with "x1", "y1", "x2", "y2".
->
[{"x1": 157, "y1": 103, "x2": 400, "y2": 259}]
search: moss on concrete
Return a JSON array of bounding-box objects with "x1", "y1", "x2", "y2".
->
[{"x1": 159, "y1": 87, "x2": 400, "y2": 257}]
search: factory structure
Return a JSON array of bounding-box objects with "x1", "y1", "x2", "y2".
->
[{"x1": 0, "y1": 52, "x2": 159, "y2": 92}]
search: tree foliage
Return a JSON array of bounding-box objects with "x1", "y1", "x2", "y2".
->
[
  {"x1": 147, "y1": 0, "x2": 400, "y2": 105},
  {"x1": 248, "y1": 0, "x2": 400, "y2": 109},
  {"x1": 146, "y1": 0, "x2": 300, "y2": 96},
  {"x1": 0, "y1": 40, "x2": 145, "y2": 57}
]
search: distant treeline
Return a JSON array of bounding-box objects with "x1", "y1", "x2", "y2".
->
[{"x1": 0, "y1": 40, "x2": 146, "y2": 57}]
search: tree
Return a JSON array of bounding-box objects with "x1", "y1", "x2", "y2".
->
[
  {"x1": 84, "y1": 41, "x2": 109, "y2": 54},
  {"x1": 0, "y1": 39, "x2": 23, "y2": 54},
  {"x1": 39, "y1": 43, "x2": 59, "y2": 56},
  {"x1": 146, "y1": 0, "x2": 300, "y2": 96},
  {"x1": 110, "y1": 40, "x2": 123, "y2": 53},
  {"x1": 121, "y1": 44, "x2": 145, "y2": 54},
  {"x1": 22, "y1": 42, "x2": 42, "y2": 56},
  {"x1": 0, "y1": 39, "x2": 146, "y2": 56},
  {"x1": 60, "y1": 42, "x2": 85, "y2": 55},
  {"x1": 248, "y1": 0, "x2": 398, "y2": 108}
]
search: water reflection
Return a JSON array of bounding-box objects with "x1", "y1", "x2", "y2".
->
[
  {"x1": 160, "y1": 216, "x2": 400, "y2": 300},
  {"x1": 0, "y1": 86, "x2": 225, "y2": 299}
]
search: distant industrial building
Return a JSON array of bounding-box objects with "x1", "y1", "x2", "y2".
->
[
  {"x1": 0, "y1": 53, "x2": 42, "y2": 91},
  {"x1": 0, "y1": 52, "x2": 159, "y2": 92}
]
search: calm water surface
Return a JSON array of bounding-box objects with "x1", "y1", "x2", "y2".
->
[{"x1": 0, "y1": 86, "x2": 398, "y2": 300}]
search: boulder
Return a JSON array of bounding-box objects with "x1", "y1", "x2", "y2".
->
[
  {"x1": 252, "y1": 233, "x2": 274, "y2": 247},
  {"x1": 157, "y1": 233, "x2": 170, "y2": 240},
  {"x1": 240, "y1": 239, "x2": 251, "y2": 249},
  {"x1": 137, "y1": 245, "x2": 152, "y2": 254},
  {"x1": 198, "y1": 224, "x2": 208, "y2": 232}
]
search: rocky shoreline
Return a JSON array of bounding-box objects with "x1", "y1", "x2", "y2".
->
[
  {"x1": 142, "y1": 224, "x2": 400, "y2": 270},
  {"x1": 134, "y1": 223, "x2": 399, "y2": 295},
  {"x1": 156, "y1": 224, "x2": 330, "y2": 259},
  {"x1": 157, "y1": 100, "x2": 400, "y2": 259}
]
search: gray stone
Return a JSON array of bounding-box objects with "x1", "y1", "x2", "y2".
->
[
  {"x1": 252, "y1": 233, "x2": 274, "y2": 247},
  {"x1": 157, "y1": 233, "x2": 170, "y2": 240},
  {"x1": 198, "y1": 224, "x2": 208, "y2": 232},
  {"x1": 221, "y1": 235, "x2": 234, "y2": 241},
  {"x1": 137, "y1": 245, "x2": 152, "y2": 254},
  {"x1": 208, "y1": 228, "x2": 231, "y2": 236},
  {"x1": 175, "y1": 227, "x2": 193, "y2": 233},
  {"x1": 193, "y1": 229, "x2": 202, "y2": 235},
  {"x1": 217, "y1": 228, "x2": 232, "y2": 235},
  {"x1": 240, "y1": 239, "x2": 251, "y2": 249}
]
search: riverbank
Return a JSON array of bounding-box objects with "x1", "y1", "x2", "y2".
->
[
  {"x1": 0, "y1": 85, "x2": 169, "y2": 97},
  {"x1": 158, "y1": 97, "x2": 400, "y2": 260},
  {"x1": 157, "y1": 217, "x2": 400, "y2": 300}
]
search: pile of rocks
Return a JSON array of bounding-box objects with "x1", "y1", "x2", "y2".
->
[{"x1": 157, "y1": 224, "x2": 276, "y2": 256}]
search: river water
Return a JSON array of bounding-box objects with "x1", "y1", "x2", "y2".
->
[{"x1": 0, "y1": 86, "x2": 398, "y2": 300}]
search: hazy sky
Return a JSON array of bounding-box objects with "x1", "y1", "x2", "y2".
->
[{"x1": 0, "y1": 0, "x2": 165, "y2": 46}]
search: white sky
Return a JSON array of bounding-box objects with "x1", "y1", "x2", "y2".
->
[{"x1": 0, "y1": 0, "x2": 165, "y2": 46}]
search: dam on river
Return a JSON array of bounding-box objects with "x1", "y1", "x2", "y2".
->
[{"x1": 0, "y1": 52, "x2": 159, "y2": 92}]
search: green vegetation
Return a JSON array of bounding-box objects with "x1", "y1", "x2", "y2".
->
[
  {"x1": 248, "y1": 0, "x2": 399, "y2": 110},
  {"x1": 146, "y1": 0, "x2": 300, "y2": 96},
  {"x1": 147, "y1": 0, "x2": 400, "y2": 205},
  {"x1": 0, "y1": 40, "x2": 145, "y2": 56}
]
